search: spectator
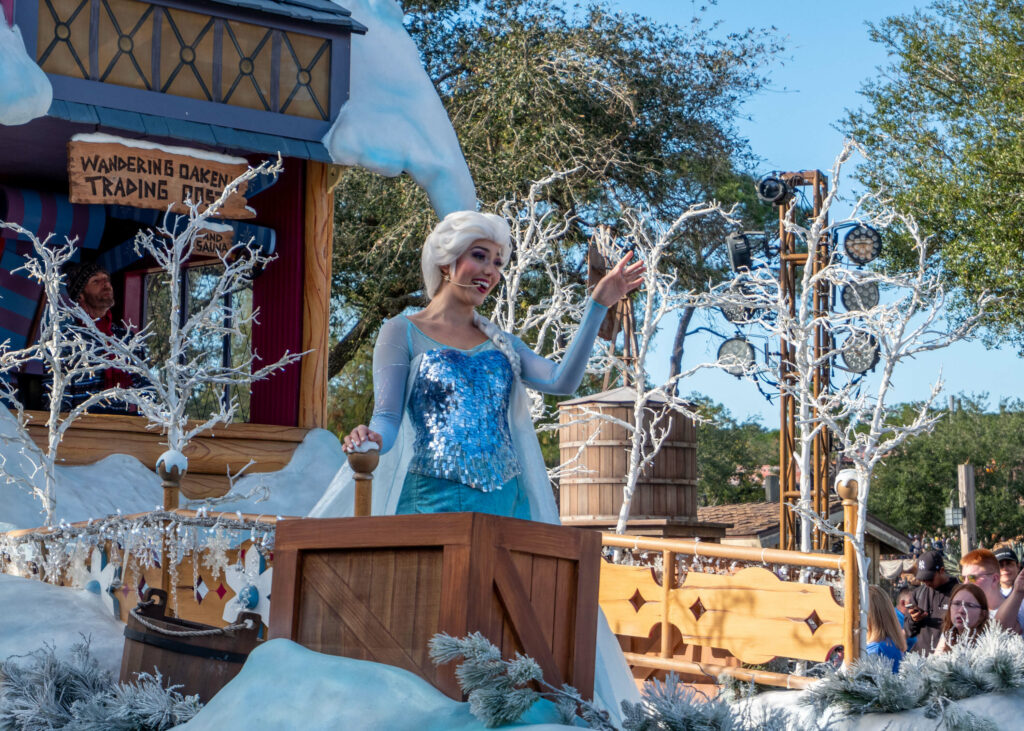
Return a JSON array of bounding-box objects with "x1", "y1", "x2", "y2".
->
[
  {"x1": 904, "y1": 550, "x2": 957, "y2": 655},
  {"x1": 960, "y1": 549, "x2": 1004, "y2": 612},
  {"x1": 894, "y1": 587, "x2": 918, "y2": 652},
  {"x1": 934, "y1": 583, "x2": 989, "y2": 653},
  {"x1": 995, "y1": 546, "x2": 1020, "y2": 599},
  {"x1": 995, "y1": 559, "x2": 1024, "y2": 634},
  {"x1": 866, "y1": 585, "x2": 907, "y2": 671}
]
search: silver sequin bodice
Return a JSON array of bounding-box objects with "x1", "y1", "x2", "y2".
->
[{"x1": 406, "y1": 347, "x2": 520, "y2": 492}]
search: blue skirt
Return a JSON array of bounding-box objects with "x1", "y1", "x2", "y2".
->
[{"x1": 395, "y1": 472, "x2": 531, "y2": 520}]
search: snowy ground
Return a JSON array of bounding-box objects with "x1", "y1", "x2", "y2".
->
[
  {"x1": 0, "y1": 573, "x2": 124, "y2": 673},
  {"x1": 175, "y1": 639, "x2": 575, "y2": 731}
]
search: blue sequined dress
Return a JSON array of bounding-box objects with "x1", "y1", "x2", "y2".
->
[{"x1": 365, "y1": 298, "x2": 609, "y2": 519}]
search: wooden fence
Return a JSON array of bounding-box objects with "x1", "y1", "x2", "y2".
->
[{"x1": 600, "y1": 532, "x2": 857, "y2": 689}]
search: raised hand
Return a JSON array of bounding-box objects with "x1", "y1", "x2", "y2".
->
[{"x1": 591, "y1": 251, "x2": 647, "y2": 307}]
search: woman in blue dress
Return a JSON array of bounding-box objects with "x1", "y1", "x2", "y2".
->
[
  {"x1": 310, "y1": 210, "x2": 644, "y2": 722},
  {"x1": 325, "y1": 210, "x2": 643, "y2": 521}
]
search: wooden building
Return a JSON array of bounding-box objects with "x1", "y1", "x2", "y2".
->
[{"x1": 1, "y1": 0, "x2": 369, "y2": 497}]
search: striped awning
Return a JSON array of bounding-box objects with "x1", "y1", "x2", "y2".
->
[{"x1": 0, "y1": 187, "x2": 106, "y2": 348}]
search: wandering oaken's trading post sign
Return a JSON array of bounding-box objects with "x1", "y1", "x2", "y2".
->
[{"x1": 67, "y1": 134, "x2": 253, "y2": 219}]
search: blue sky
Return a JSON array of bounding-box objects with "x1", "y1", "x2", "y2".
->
[{"x1": 608, "y1": 0, "x2": 1018, "y2": 427}]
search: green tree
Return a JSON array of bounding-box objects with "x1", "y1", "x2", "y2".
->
[
  {"x1": 687, "y1": 394, "x2": 778, "y2": 506},
  {"x1": 868, "y1": 396, "x2": 1024, "y2": 541},
  {"x1": 844, "y1": 0, "x2": 1024, "y2": 349},
  {"x1": 327, "y1": 0, "x2": 784, "y2": 380}
]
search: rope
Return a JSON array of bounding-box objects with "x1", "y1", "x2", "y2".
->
[{"x1": 130, "y1": 607, "x2": 254, "y2": 637}]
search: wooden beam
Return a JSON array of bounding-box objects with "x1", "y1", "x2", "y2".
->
[{"x1": 299, "y1": 160, "x2": 336, "y2": 429}]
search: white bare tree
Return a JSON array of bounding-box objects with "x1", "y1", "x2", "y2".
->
[
  {"x1": 697, "y1": 141, "x2": 993, "y2": 650},
  {"x1": 90, "y1": 159, "x2": 304, "y2": 501},
  {"x1": 587, "y1": 205, "x2": 736, "y2": 535},
  {"x1": 485, "y1": 177, "x2": 736, "y2": 528},
  {"x1": 0, "y1": 223, "x2": 136, "y2": 527}
]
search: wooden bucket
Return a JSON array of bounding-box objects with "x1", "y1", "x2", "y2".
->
[
  {"x1": 558, "y1": 386, "x2": 697, "y2": 520},
  {"x1": 119, "y1": 589, "x2": 262, "y2": 701}
]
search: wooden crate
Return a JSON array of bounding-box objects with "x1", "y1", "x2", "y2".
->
[{"x1": 269, "y1": 513, "x2": 600, "y2": 700}]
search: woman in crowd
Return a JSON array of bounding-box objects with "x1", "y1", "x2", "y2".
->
[
  {"x1": 865, "y1": 585, "x2": 907, "y2": 671},
  {"x1": 935, "y1": 583, "x2": 990, "y2": 653}
]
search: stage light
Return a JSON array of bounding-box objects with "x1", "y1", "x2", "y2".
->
[
  {"x1": 726, "y1": 232, "x2": 752, "y2": 272},
  {"x1": 843, "y1": 225, "x2": 882, "y2": 265},
  {"x1": 841, "y1": 332, "x2": 880, "y2": 374},
  {"x1": 841, "y1": 280, "x2": 880, "y2": 311},
  {"x1": 756, "y1": 174, "x2": 790, "y2": 205},
  {"x1": 717, "y1": 337, "x2": 755, "y2": 377},
  {"x1": 720, "y1": 302, "x2": 757, "y2": 324}
]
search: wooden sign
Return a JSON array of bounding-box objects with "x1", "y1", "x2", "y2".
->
[
  {"x1": 68, "y1": 136, "x2": 253, "y2": 219},
  {"x1": 193, "y1": 225, "x2": 235, "y2": 257}
]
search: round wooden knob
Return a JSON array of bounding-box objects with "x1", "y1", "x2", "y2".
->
[
  {"x1": 834, "y1": 469, "x2": 859, "y2": 503},
  {"x1": 347, "y1": 449, "x2": 379, "y2": 476}
]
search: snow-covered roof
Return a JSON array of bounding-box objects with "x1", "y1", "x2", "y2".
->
[
  {"x1": 0, "y1": 11, "x2": 51, "y2": 127},
  {"x1": 0, "y1": 0, "x2": 475, "y2": 217},
  {"x1": 322, "y1": 0, "x2": 476, "y2": 215},
  {"x1": 206, "y1": 0, "x2": 368, "y2": 29}
]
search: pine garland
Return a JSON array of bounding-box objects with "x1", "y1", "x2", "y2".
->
[
  {"x1": 803, "y1": 624, "x2": 1024, "y2": 728},
  {"x1": 429, "y1": 632, "x2": 789, "y2": 730},
  {"x1": 0, "y1": 638, "x2": 201, "y2": 730}
]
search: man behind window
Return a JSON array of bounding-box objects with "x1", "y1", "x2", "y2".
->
[{"x1": 45, "y1": 262, "x2": 145, "y2": 414}]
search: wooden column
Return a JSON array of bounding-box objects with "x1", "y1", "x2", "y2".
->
[
  {"x1": 348, "y1": 449, "x2": 379, "y2": 517},
  {"x1": 835, "y1": 478, "x2": 860, "y2": 666},
  {"x1": 958, "y1": 464, "x2": 977, "y2": 556},
  {"x1": 299, "y1": 161, "x2": 340, "y2": 429}
]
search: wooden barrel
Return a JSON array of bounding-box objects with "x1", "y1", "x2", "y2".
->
[
  {"x1": 557, "y1": 386, "x2": 697, "y2": 520},
  {"x1": 120, "y1": 589, "x2": 262, "y2": 701}
]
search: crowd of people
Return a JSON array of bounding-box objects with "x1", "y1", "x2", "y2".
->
[{"x1": 865, "y1": 544, "x2": 1024, "y2": 669}]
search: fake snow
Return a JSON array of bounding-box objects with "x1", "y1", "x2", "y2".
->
[
  {"x1": 323, "y1": 0, "x2": 477, "y2": 216},
  {"x1": 156, "y1": 449, "x2": 189, "y2": 476},
  {"x1": 70, "y1": 132, "x2": 251, "y2": 166},
  {"x1": 188, "y1": 428, "x2": 347, "y2": 517},
  {"x1": 0, "y1": 408, "x2": 164, "y2": 530},
  {"x1": 0, "y1": 573, "x2": 124, "y2": 673},
  {"x1": 0, "y1": 9, "x2": 51, "y2": 126},
  {"x1": 0, "y1": 408, "x2": 343, "y2": 530},
  {"x1": 175, "y1": 638, "x2": 575, "y2": 731}
]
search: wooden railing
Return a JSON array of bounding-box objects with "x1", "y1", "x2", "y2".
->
[{"x1": 600, "y1": 488, "x2": 860, "y2": 690}]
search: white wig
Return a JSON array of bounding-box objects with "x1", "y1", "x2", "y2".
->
[{"x1": 421, "y1": 211, "x2": 512, "y2": 299}]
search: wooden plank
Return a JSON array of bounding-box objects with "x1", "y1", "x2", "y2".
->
[
  {"x1": 301, "y1": 553, "x2": 425, "y2": 675},
  {"x1": 492, "y1": 548, "x2": 562, "y2": 685},
  {"x1": 299, "y1": 160, "x2": 333, "y2": 429},
  {"x1": 275, "y1": 514, "x2": 476, "y2": 551},
  {"x1": 669, "y1": 567, "x2": 842, "y2": 663},
  {"x1": 268, "y1": 548, "x2": 301, "y2": 640},
  {"x1": 19, "y1": 410, "x2": 309, "y2": 441}
]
